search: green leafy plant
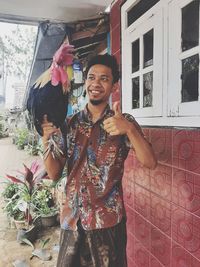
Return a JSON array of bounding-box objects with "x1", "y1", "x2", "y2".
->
[
  {"x1": 40, "y1": 238, "x2": 51, "y2": 249},
  {"x1": 2, "y1": 182, "x2": 19, "y2": 199},
  {"x1": 1, "y1": 182, "x2": 25, "y2": 220},
  {"x1": 24, "y1": 143, "x2": 43, "y2": 156},
  {"x1": 0, "y1": 115, "x2": 9, "y2": 138},
  {"x1": 4, "y1": 198, "x2": 25, "y2": 220},
  {"x1": 32, "y1": 187, "x2": 58, "y2": 216},
  {"x1": 4, "y1": 161, "x2": 47, "y2": 228},
  {"x1": 14, "y1": 128, "x2": 29, "y2": 149}
]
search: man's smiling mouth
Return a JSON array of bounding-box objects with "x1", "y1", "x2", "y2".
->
[{"x1": 89, "y1": 90, "x2": 102, "y2": 96}]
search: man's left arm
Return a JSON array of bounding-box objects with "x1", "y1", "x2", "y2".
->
[{"x1": 103, "y1": 102, "x2": 157, "y2": 169}]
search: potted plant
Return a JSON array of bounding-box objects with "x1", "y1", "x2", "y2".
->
[
  {"x1": 4, "y1": 160, "x2": 47, "y2": 243},
  {"x1": 13, "y1": 128, "x2": 29, "y2": 149},
  {"x1": 32, "y1": 186, "x2": 59, "y2": 227},
  {"x1": 1, "y1": 182, "x2": 26, "y2": 228}
]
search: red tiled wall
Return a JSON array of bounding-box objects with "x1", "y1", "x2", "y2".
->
[
  {"x1": 110, "y1": 0, "x2": 123, "y2": 103},
  {"x1": 110, "y1": 1, "x2": 200, "y2": 266}
]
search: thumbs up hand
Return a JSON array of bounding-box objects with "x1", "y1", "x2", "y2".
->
[{"x1": 103, "y1": 101, "x2": 132, "y2": 136}]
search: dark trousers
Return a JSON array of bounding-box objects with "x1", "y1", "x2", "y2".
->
[{"x1": 56, "y1": 218, "x2": 127, "y2": 267}]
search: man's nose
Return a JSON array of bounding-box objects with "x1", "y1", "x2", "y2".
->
[{"x1": 92, "y1": 78, "x2": 101, "y2": 86}]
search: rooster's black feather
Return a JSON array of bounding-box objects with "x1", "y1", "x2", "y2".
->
[{"x1": 27, "y1": 81, "x2": 68, "y2": 136}]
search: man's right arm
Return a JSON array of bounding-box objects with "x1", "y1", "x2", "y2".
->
[{"x1": 41, "y1": 115, "x2": 66, "y2": 180}]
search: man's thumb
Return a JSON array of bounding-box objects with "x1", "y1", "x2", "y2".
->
[{"x1": 113, "y1": 101, "x2": 121, "y2": 115}]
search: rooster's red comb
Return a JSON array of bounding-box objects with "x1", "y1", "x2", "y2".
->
[{"x1": 51, "y1": 43, "x2": 74, "y2": 87}]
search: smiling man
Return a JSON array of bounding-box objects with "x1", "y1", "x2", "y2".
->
[{"x1": 42, "y1": 54, "x2": 157, "y2": 267}]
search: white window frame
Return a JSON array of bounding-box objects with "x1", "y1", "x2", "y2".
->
[
  {"x1": 121, "y1": 0, "x2": 200, "y2": 127},
  {"x1": 122, "y1": 1, "x2": 163, "y2": 118},
  {"x1": 168, "y1": 0, "x2": 200, "y2": 117}
]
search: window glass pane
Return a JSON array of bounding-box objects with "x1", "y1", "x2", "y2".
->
[
  {"x1": 132, "y1": 77, "x2": 140, "y2": 109},
  {"x1": 132, "y1": 39, "x2": 139, "y2": 73},
  {"x1": 182, "y1": 0, "x2": 199, "y2": 51},
  {"x1": 143, "y1": 72, "x2": 153, "y2": 107},
  {"x1": 182, "y1": 54, "x2": 199, "y2": 102},
  {"x1": 127, "y1": 0, "x2": 160, "y2": 27},
  {"x1": 144, "y1": 29, "x2": 154, "y2": 68}
]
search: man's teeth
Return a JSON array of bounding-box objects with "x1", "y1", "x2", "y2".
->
[{"x1": 91, "y1": 90, "x2": 100, "y2": 94}]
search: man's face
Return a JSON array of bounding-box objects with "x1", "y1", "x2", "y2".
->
[{"x1": 85, "y1": 64, "x2": 117, "y2": 106}]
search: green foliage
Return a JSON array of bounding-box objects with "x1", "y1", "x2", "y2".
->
[
  {"x1": 0, "y1": 114, "x2": 8, "y2": 138},
  {"x1": 13, "y1": 124, "x2": 41, "y2": 154},
  {"x1": 1, "y1": 182, "x2": 19, "y2": 199},
  {"x1": 1, "y1": 182, "x2": 25, "y2": 220},
  {"x1": 14, "y1": 128, "x2": 29, "y2": 149},
  {"x1": 24, "y1": 143, "x2": 42, "y2": 156},
  {"x1": 0, "y1": 121, "x2": 4, "y2": 138},
  {"x1": 32, "y1": 187, "x2": 58, "y2": 216},
  {"x1": 40, "y1": 238, "x2": 51, "y2": 249},
  {"x1": 4, "y1": 161, "x2": 46, "y2": 227}
]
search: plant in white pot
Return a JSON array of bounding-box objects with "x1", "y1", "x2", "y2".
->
[
  {"x1": 32, "y1": 186, "x2": 59, "y2": 227},
  {"x1": 4, "y1": 160, "x2": 47, "y2": 244},
  {"x1": 1, "y1": 182, "x2": 26, "y2": 228}
]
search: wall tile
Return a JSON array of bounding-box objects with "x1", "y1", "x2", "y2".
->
[
  {"x1": 134, "y1": 160, "x2": 150, "y2": 189},
  {"x1": 123, "y1": 153, "x2": 135, "y2": 208},
  {"x1": 172, "y1": 205, "x2": 200, "y2": 260},
  {"x1": 113, "y1": 49, "x2": 121, "y2": 66},
  {"x1": 127, "y1": 256, "x2": 137, "y2": 267},
  {"x1": 150, "y1": 256, "x2": 164, "y2": 267},
  {"x1": 127, "y1": 232, "x2": 135, "y2": 263},
  {"x1": 135, "y1": 239, "x2": 150, "y2": 267},
  {"x1": 173, "y1": 130, "x2": 200, "y2": 174},
  {"x1": 123, "y1": 152, "x2": 135, "y2": 186},
  {"x1": 151, "y1": 227, "x2": 171, "y2": 266},
  {"x1": 150, "y1": 128, "x2": 172, "y2": 165},
  {"x1": 135, "y1": 213, "x2": 151, "y2": 250},
  {"x1": 123, "y1": 185, "x2": 134, "y2": 209},
  {"x1": 126, "y1": 205, "x2": 135, "y2": 236},
  {"x1": 172, "y1": 243, "x2": 200, "y2": 267},
  {"x1": 110, "y1": 0, "x2": 122, "y2": 31},
  {"x1": 172, "y1": 168, "x2": 200, "y2": 217},
  {"x1": 111, "y1": 50, "x2": 121, "y2": 103},
  {"x1": 150, "y1": 193, "x2": 171, "y2": 235},
  {"x1": 134, "y1": 184, "x2": 150, "y2": 220},
  {"x1": 150, "y1": 164, "x2": 172, "y2": 201},
  {"x1": 111, "y1": 24, "x2": 121, "y2": 55}
]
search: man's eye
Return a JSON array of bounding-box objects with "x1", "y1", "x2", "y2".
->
[
  {"x1": 88, "y1": 76, "x2": 94, "y2": 80},
  {"x1": 101, "y1": 77, "x2": 108, "y2": 81}
]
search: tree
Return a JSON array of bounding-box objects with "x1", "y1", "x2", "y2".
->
[{"x1": 0, "y1": 24, "x2": 37, "y2": 92}]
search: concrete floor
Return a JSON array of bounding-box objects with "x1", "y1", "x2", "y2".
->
[{"x1": 0, "y1": 137, "x2": 60, "y2": 267}]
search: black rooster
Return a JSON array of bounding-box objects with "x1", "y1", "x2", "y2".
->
[{"x1": 27, "y1": 43, "x2": 74, "y2": 158}]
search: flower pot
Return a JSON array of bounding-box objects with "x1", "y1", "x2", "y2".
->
[
  {"x1": 16, "y1": 217, "x2": 42, "y2": 244},
  {"x1": 41, "y1": 213, "x2": 58, "y2": 227},
  {"x1": 14, "y1": 219, "x2": 26, "y2": 230},
  {"x1": 17, "y1": 224, "x2": 38, "y2": 244}
]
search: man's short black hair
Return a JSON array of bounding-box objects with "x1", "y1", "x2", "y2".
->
[{"x1": 85, "y1": 54, "x2": 120, "y2": 84}]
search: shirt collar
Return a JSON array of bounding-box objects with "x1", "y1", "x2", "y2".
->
[{"x1": 81, "y1": 104, "x2": 113, "y2": 123}]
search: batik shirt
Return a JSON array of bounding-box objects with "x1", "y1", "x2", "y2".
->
[{"x1": 60, "y1": 104, "x2": 141, "y2": 231}]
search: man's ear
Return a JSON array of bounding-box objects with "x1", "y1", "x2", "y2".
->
[{"x1": 111, "y1": 82, "x2": 119, "y2": 93}]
